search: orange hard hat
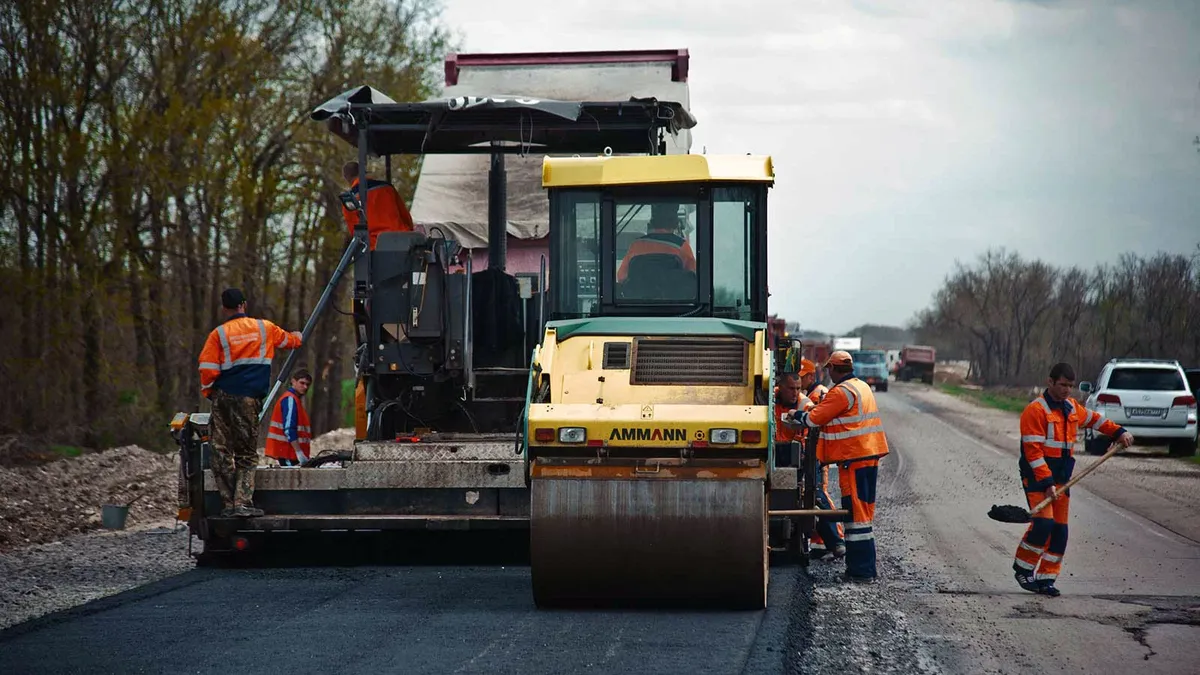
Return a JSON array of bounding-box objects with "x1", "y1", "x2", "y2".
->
[
  {"x1": 825, "y1": 350, "x2": 854, "y2": 367},
  {"x1": 799, "y1": 358, "x2": 816, "y2": 376}
]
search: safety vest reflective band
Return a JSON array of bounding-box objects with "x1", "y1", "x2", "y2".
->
[
  {"x1": 265, "y1": 390, "x2": 312, "y2": 462},
  {"x1": 812, "y1": 378, "x2": 890, "y2": 464}
]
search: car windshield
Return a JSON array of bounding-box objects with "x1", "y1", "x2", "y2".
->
[
  {"x1": 1107, "y1": 368, "x2": 1185, "y2": 391},
  {"x1": 853, "y1": 351, "x2": 885, "y2": 364}
]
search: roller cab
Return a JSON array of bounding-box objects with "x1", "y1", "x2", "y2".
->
[{"x1": 525, "y1": 155, "x2": 780, "y2": 608}]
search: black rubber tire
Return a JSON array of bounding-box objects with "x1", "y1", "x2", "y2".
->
[
  {"x1": 1084, "y1": 435, "x2": 1110, "y2": 456},
  {"x1": 1168, "y1": 439, "x2": 1198, "y2": 458},
  {"x1": 878, "y1": 382, "x2": 888, "y2": 393}
]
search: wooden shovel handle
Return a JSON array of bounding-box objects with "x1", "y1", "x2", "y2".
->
[{"x1": 1030, "y1": 442, "x2": 1120, "y2": 516}]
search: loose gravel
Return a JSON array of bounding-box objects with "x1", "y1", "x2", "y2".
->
[
  {"x1": 0, "y1": 428, "x2": 356, "y2": 632},
  {"x1": 0, "y1": 522, "x2": 193, "y2": 630}
]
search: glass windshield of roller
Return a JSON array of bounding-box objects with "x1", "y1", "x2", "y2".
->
[{"x1": 547, "y1": 164, "x2": 770, "y2": 321}]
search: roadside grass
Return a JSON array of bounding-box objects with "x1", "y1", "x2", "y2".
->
[
  {"x1": 938, "y1": 383, "x2": 1031, "y2": 414},
  {"x1": 50, "y1": 444, "x2": 84, "y2": 458}
]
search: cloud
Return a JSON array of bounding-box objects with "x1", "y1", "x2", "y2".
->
[{"x1": 439, "y1": 0, "x2": 1200, "y2": 332}]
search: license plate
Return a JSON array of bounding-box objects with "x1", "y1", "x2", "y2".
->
[{"x1": 1126, "y1": 407, "x2": 1166, "y2": 418}]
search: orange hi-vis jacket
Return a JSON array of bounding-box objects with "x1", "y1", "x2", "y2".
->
[
  {"x1": 341, "y1": 178, "x2": 414, "y2": 250},
  {"x1": 800, "y1": 377, "x2": 889, "y2": 465},
  {"x1": 198, "y1": 315, "x2": 302, "y2": 399},
  {"x1": 1019, "y1": 392, "x2": 1125, "y2": 491},
  {"x1": 775, "y1": 401, "x2": 799, "y2": 443},
  {"x1": 266, "y1": 388, "x2": 311, "y2": 462},
  {"x1": 616, "y1": 230, "x2": 697, "y2": 283}
]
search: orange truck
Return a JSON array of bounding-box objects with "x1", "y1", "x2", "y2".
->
[{"x1": 897, "y1": 345, "x2": 936, "y2": 384}]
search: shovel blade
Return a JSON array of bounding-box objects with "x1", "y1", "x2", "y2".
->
[{"x1": 988, "y1": 504, "x2": 1031, "y2": 524}]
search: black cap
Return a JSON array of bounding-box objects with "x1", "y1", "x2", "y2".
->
[{"x1": 221, "y1": 288, "x2": 246, "y2": 309}]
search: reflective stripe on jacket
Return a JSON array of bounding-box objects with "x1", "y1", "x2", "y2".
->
[
  {"x1": 266, "y1": 389, "x2": 311, "y2": 462},
  {"x1": 341, "y1": 178, "x2": 414, "y2": 249},
  {"x1": 616, "y1": 230, "x2": 697, "y2": 282},
  {"x1": 198, "y1": 315, "x2": 301, "y2": 399},
  {"x1": 805, "y1": 377, "x2": 889, "y2": 464},
  {"x1": 1019, "y1": 392, "x2": 1124, "y2": 490}
]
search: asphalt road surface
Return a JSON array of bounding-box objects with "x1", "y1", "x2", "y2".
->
[{"x1": 3, "y1": 384, "x2": 1198, "y2": 674}]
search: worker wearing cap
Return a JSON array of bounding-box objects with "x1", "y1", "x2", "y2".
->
[
  {"x1": 795, "y1": 358, "x2": 845, "y2": 560},
  {"x1": 198, "y1": 289, "x2": 303, "y2": 518},
  {"x1": 616, "y1": 202, "x2": 697, "y2": 284},
  {"x1": 785, "y1": 350, "x2": 888, "y2": 581},
  {"x1": 266, "y1": 369, "x2": 313, "y2": 467},
  {"x1": 1013, "y1": 362, "x2": 1134, "y2": 597},
  {"x1": 340, "y1": 161, "x2": 414, "y2": 250}
]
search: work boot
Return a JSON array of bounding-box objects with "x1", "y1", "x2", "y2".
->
[
  {"x1": 841, "y1": 573, "x2": 876, "y2": 585},
  {"x1": 219, "y1": 507, "x2": 235, "y2": 518},
  {"x1": 831, "y1": 545, "x2": 847, "y2": 560},
  {"x1": 1037, "y1": 580, "x2": 1061, "y2": 597},
  {"x1": 1014, "y1": 571, "x2": 1041, "y2": 594},
  {"x1": 231, "y1": 505, "x2": 264, "y2": 518}
]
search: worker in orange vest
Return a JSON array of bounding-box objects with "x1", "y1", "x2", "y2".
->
[
  {"x1": 1013, "y1": 362, "x2": 1133, "y2": 597},
  {"x1": 198, "y1": 288, "x2": 303, "y2": 517},
  {"x1": 266, "y1": 369, "x2": 313, "y2": 467},
  {"x1": 616, "y1": 202, "x2": 696, "y2": 283},
  {"x1": 340, "y1": 161, "x2": 414, "y2": 250},
  {"x1": 796, "y1": 358, "x2": 845, "y2": 560},
  {"x1": 785, "y1": 350, "x2": 889, "y2": 581},
  {"x1": 341, "y1": 160, "x2": 415, "y2": 438}
]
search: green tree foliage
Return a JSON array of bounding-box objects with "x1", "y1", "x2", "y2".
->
[
  {"x1": 0, "y1": 0, "x2": 454, "y2": 448},
  {"x1": 912, "y1": 246, "x2": 1200, "y2": 386}
]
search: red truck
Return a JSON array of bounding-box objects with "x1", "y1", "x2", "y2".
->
[{"x1": 897, "y1": 345, "x2": 936, "y2": 384}]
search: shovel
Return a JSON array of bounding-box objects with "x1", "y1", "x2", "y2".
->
[{"x1": 988, "y1": 442, "x2": 1120, "y2": 523}]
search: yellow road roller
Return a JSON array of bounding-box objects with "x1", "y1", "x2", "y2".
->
[{"x1": 523, "y1": 153, "x2": 793, "y2": 608}]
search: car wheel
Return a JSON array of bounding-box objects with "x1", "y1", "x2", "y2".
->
[
  {"x1": 1168, "y1": 438, "x2": 1197, "y2": 458},
  {"x1": 879, "y1": 382, "x2": 888, "y2": 393}
]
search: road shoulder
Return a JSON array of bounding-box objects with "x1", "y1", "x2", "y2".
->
[{"x1": 898, "y1": 383, "x2": 1200, "y2": 544}]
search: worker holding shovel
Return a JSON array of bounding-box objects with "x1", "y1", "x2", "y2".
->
[{"x1": 1011, "y1": 362, "x2": 1133, "y2": 597}]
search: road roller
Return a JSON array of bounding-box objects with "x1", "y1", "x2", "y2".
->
[{"x1": 524, "y1": 153, "x2": 797, "y2": 608}]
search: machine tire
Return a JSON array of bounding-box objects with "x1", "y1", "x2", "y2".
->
[
  {"x1": 1168, "y1": 438, "x2": 1198, "y2": 458},
  {"x1": 878, "y1": 382, "x2": 888, "y2": 393},
  {"x1": 1084, "y1": 435, "x2": 1110, "y2": 456}
]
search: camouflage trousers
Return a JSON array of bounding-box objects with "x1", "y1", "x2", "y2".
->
[{"x1": 209, "y1": 389, "x2": 262, "y2": 510}]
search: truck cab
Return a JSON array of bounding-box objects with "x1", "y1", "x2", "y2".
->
[{"x1": 849, "y1": 349, "x2": 889, "y2": 392}]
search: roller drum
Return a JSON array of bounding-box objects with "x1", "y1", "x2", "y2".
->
[{"x1": 531, "y1": 475, "x2": 767, "y2": 609}]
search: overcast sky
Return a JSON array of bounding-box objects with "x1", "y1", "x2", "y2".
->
[{"x1": 440, "y1": 0, "x2": 1200, "y2": 333}]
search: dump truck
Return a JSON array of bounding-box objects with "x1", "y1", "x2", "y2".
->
[
  {"x1": 523, "y1": 153, "x2": 836, "y2": 609},
  {"x1": 897, "y1": 344, "x2": 936, "y2": 384}
]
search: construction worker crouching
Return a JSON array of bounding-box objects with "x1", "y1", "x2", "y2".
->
[
  {"x1": 796, "y1": 358, "x2": 844, "y2": 560},
  {"x1": 1013, "y1": 362, "x2": 1134, "y2": 597},
  {"x1": 266, "y1": 369, "x2": 313, "y2": 467},
  {"x1": 785, "y1": 350, "x2": 888, "y2": 582},
  {"x1": 198, "y1": 288, "x2": 303, "y2": 518}
]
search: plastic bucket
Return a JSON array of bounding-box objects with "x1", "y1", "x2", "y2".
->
[{"x1": 101, "y1": 504, "x2": 130, "y2": 530}]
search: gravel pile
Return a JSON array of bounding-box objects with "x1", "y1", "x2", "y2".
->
[
  {"x1": 0, "y1": 445, "x2": 179, "y2": 553},
  {"x1": 0, "y1": 428, "x2": 354, "y2": 632}
]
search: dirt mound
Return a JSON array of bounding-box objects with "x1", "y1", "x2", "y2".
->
[
  {"x1": 309, "y1": 428, "x2": 355, "y2": 456},
  {"x1": 0, "y1": 446, "x2": 177, "y2": 553}
]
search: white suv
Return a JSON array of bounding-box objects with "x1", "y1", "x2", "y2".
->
[{"x1": 1080, "y1": 359, "x2": 1198, "y2": 457}]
